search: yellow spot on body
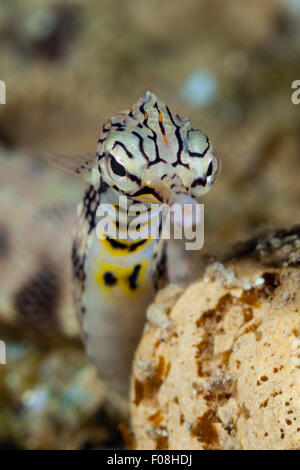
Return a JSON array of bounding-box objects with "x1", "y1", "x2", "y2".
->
[
  {"x1": 144, "y1": 112, "x2": 148, "y2": 120},
  {"x1": 163, "y1": 134, "x2": 168, "y2": 144},
  {"x1": 95, "y1": 260, "x2": 148, "y2": 297}
]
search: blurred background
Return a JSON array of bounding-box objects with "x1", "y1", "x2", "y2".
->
[{"x1": 0, "y1": 0, "x2": 299, "y2": 449}]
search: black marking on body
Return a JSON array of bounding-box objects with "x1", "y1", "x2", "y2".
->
[
  {"x1": 111, "y1": 122, "x2": 124, "y2": 129},
  {"x1": 191, "y1": 176, "x2": 206, "y2": 188},
  {"x1": 206, "y1": 160, "x2": 213, "y2": 176},
  {"x1": 104, "y1": 271, "x2": 117, "y2": 286},
  {"x1": 147, "y1": 132, "x2": 167, "y2": 166},
  {"x1": 128, "y1": 264, "x2": 141, "y2": 290},
  {"x1": 83, "y1": 186, "x2": 99, "y2": 233},
  {"x1": 106, "y1": 236, "x2": 147, "y2": 252},
  {"x1": 138, "y1": 103, "x2": 166, "y2": 166},
  {"x1": 131, "y1": 186, "x2": 163, "y2": 202},
  {"x1": 139, "y1": 103, "x2": 148, "y2": 127},
  {"x1": 158, "y1": 118, "x2": 166, "y2": 139},
  {"x1": 154, "y1": 102, "x2": 167, "y2": 141},
  {"x1": 72, "y1": 244, "x2": 86, "y2": 284},
  {"x1": 113, "y1": 141, "x2": 134, "y2": 159},
  {"x1": 131, "y1": 131, "x2": 149, "y2": 163},
  {"x1": 83, "y1": 182, "x2": 107, "y2": 233},
  {"x1": 96, "y1": 151, "x2": 105, "y2": 160},
  {"x1": 72, "y1": 180, "x2": 107, "y2": 296},
  {"x1": 153, "y1": 242, "x2": 168, "y2": 290},
  {"x1": 128, "y1": 238, "x2": 147, "y2": 252},
  {"x1": 112, "y1": 184, "x2": 122, "y2": 193},
  {"x1": 166, "y1": 106, "x2": 189, "y2": 169},
  {"x1": 173, "y1": 126, "x2": 189, "y2": 169},
  {"x1": 127, "y1": 171, "x2": 142, "y2": 186},
  {"x1": 188, "y1": 132, "x2": 210, "y2": 158},
  {"x1": 175, "y1": 190, "x2": 189, "y2": 196}
]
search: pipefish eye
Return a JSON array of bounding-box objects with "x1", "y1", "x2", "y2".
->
[{"x1": 109, "y1": 155, "x2": 126, "y2": 177}]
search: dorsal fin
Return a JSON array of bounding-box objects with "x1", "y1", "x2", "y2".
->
[{"x1": 46, "y1": 151, "x2": 99, "y2": 185}]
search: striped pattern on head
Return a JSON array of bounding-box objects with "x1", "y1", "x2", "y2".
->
[{"x1": 97, "y1": 91, "x2": 219, "y2": 205}]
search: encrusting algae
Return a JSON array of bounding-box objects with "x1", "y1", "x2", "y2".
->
[{"x1": 130, "y1": 226, "x2": 300, "y2": 450}]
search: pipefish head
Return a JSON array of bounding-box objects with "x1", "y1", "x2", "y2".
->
[{"x1": 97, "y1": 91, "x2": 220, "y2": 227}]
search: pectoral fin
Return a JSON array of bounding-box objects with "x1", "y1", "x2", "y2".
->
[{"x1": 46, "y1": 151, "x2": 99, "y2": 185}]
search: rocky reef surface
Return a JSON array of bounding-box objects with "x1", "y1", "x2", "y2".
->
[{"x1": 131, "y1": 227, "x2": 300, "y2": 450}]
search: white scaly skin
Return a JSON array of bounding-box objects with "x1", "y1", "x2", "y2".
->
[{"x1": 48, "y1": 91, "x2": 220, "y2": 415}]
